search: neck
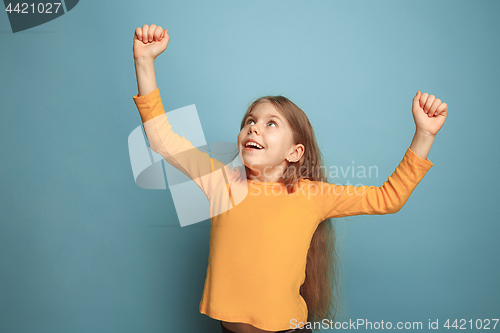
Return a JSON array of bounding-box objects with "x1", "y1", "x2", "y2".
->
[{"x1": 245, "y1": 165, "x2": 286, "y2": 183}]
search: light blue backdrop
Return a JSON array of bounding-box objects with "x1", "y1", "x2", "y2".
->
[{"x1": 1, "y1": 1, "x2": 499, "y2": 332}]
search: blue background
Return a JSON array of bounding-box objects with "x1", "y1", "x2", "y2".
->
[{"x1": 1, "y1": 0, "x2": 499, "y2": 332}]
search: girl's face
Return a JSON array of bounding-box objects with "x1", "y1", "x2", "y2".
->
[{"x1": 237, "y1": 102, "x2": 304, "y2": 182}]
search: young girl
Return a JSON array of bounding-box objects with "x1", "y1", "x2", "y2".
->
[{"x1": 132, "y1": 24, "x2": 448, "y2": 333}]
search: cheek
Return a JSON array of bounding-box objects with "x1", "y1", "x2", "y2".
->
[
  {"x1": 266, "y1": 134, "x2": 285, "y2": 150},
  {"x1": 237, "y1": 131, "x2": 244, "y2": 144}
]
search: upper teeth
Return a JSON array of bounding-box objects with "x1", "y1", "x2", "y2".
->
[{"x1": 246, "y1": 141, "x2": 263, "y2": 149}]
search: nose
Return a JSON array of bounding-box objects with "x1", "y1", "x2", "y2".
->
[{"x1": 248, "y1": 123, "x2": 259, "y2": 135}]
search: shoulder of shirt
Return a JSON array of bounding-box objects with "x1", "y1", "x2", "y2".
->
[
  {"x1": 296, "y1": 178, "x2": 330, "y2": 187},
  {"x1": 298, "y1": 177, "x2": 326, "y2": 183}
]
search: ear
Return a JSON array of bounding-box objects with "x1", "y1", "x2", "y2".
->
[{"x1": 287, "y1": 144, "x2": 305, "y2": 163}]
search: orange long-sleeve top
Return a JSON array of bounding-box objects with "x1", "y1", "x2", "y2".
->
[{"x1": 133, "y1": 88, "x2": 434, "y2": 331}]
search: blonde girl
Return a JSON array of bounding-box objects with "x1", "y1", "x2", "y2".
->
[{"x1": 131, "y1": 24, "x2": 448, "y2": 333}]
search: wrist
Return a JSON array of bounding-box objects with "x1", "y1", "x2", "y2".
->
[
  {"x1": 134, "y1": 56, "x2": 155, "y2": 66},
  {"x1": 410, "y1": 130, "x2": 434, "y2": 160},
  {"x1": 415, "y1": 128, "x2": 436, "y2": 139}
]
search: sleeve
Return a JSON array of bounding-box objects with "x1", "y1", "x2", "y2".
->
[
  {"x1": 315, "y1": 147, "x2": 434, "y2": 220},
  {"x1": 132, "y1": 88, "x2": 229, "y2": 198}
]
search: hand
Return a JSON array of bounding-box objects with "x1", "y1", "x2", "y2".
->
[
  {"x1": 133, "y1": 24, "x2": 170, "y2": 61},
  {"x1": 412, "y1": 91, "x2": 448, "y2": 137}
]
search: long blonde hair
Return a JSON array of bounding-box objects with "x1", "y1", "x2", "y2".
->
[{"x1": 234, "y1": 95, "x2": 343, "y2": 324}]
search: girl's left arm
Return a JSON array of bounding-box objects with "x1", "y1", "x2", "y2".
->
[
  {"x1": 409, "y1": 91, "x2": 448, "y2": 160},
  {"x1": 314, "y1": 91, "x2": 448, "y2": 220}
]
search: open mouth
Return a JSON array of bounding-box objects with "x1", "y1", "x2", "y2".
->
[{"x1": 244, "y1": 141, "x2": 264, "y2": 150}]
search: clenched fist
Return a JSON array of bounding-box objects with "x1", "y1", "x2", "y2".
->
[
  {"x1": 133, "y1": 24, "x2": 170, "y2": 60},
  {"x1": 412, "y1": 91, "x2": 448, "y2": 137}
]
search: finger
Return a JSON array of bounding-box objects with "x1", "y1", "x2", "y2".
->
[
  {"x1": 142, "y1": 24, "x2": 149, "y2": 43},
  {"x1": 423, "y1": 94, "x2": 435, "y2": 113},
  {"x1": 436, "y1": 103, "x2": 448, "y2": 116},
  {"x1": 135, "y1": 27, "x2": 142, "y2": 41},
  {"x1": 148, "y1": 24, "x2": 157, "y2": 42},
  {"x1": 154, "y1": 26, "x2": 164, "y2": 42},
  {"x1": 420, "y1": 93, "x2": 429, "y2": 110},
  {"x1": 429, "y1": 98, "x2": 441, "y2": 117}
]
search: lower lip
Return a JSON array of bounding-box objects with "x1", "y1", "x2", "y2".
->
[{"x1": 245, "y1": 147, "x2": 263, "y2": 151}]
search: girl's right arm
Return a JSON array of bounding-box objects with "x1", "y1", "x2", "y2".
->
[{"x1": 132, "y1": 24, "x2": 229, "y2": 199}]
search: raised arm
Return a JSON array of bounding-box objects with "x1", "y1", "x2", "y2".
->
[
  {"x1": 132, "y1": 24, "x2": 229, "y2": 198},
  {"x1": 315, "y1": 147, "x2": 433, "y2": 219},
  {"x1": 133, "y1": 88, "x2": 229, "y2": 198},
  {"x1": 316, "y1": 90, "x2": 448, "y2": 220}
]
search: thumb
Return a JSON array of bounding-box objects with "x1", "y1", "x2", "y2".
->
[
  {"x1": 413, "y1": 90, "x2": 421, "y2": 102},
  {"x1": 413, "y1": 90, "x2": 422, "y2": 110},
  {"x1": 159, "y1": 31, "x2": 166, "y2": 42}
]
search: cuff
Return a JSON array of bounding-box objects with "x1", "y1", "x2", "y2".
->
[
  {"x1": 406, "y1": 147, "x2": 434, "y2": 169},
  {"x1": 132, "y1": 87, "x2": 164, "y2": 123},
  {"x1": 132, "y1": 87, "x2": 161, "y2": 106}
]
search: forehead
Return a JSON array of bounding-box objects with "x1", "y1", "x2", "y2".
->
[{"x1": 248, "y1": 101, "x2": 282, "y2": 119}]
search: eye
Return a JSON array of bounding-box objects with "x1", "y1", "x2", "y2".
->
[{"x1": 246, "y1": 118, "x2": 278, "y2": 127}]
